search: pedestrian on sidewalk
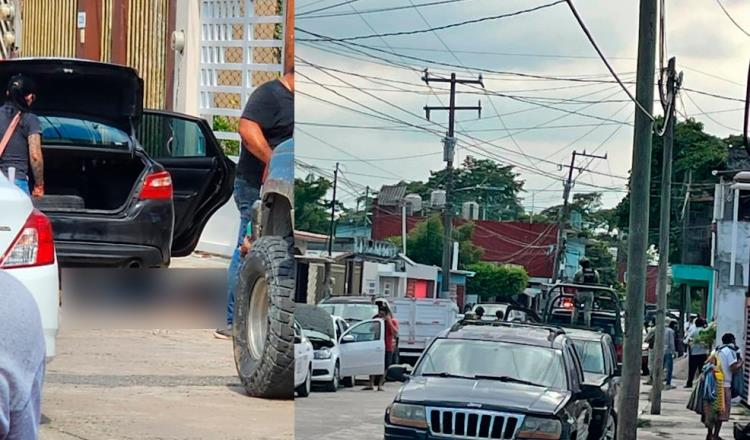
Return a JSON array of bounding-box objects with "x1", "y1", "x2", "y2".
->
[
  {"x1": 663, "y1": 320, "x2": 677, "y2": 389},
  {"x1": 214, "y1": 68, "x2": 294, "y2": 340},
  {"x1": 644, "y1": 319, "x2": 656, "y2": 384},
  {"x1": 686, "y1": 318, "x2": 709, "y2": 388},
  {"x1": 703, "y1": 333, "x2": 743, "y2": 440}
]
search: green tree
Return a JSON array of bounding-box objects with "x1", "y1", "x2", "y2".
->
[
  {"x1": 466, "y1": 262, "x2": 529, "y2": 301},
  {"x1": 388, "y1": 214, "x2": 483, "y2": 269},
  {"x1": 294, "y1": 174, "x2": 333, "y2": 234},
  {"x1": 404, "y1": 156, "x2": 525, "y2": 220},
  {"x1": 614, "y1": 118, "x2": 729, "y2": 260},
  {"x1": 585, "y1": 240, "x2": 618, "y2": 287}
]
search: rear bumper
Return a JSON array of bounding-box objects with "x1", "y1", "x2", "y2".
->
[
  {"x1": 4, "y1": 262, "x2": 60, "y2": 359},
  {"x1": 55, "y1": 241, "x2": 167, "y2": 268}
]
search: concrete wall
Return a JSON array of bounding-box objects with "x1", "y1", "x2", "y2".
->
[
  {"x1": 713, "y1": 218, "x2": 750, "y2": 352},
  {"x1": 173, "y1": 0, "x2": 200, "y2": 116}
]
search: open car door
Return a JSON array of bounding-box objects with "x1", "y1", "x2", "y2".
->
[
  {"x1": 339, "y1": 318, "x2": 385, "y2": 378},
  {"x1": 136, "y1": 110, "x2": 235, "y2": 257}
]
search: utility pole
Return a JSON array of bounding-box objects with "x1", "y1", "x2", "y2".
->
[
  {"x1": 422, "y1": 70, "x2": 483, "y2": 299},
  {"x1": 618, "y1": 0, "x2": 657, "y2": 439},
  {"x1": 650, "y1": 56, "x2": 682, "y2": 414},
  {"x1": 551, "y1": 150, "x2": 606, "y2": 283},
  {"x1": 363, "y1": 185, "x2": 370, "y2": 229},
  {"x1": 328, "y1": 162, "x2": 339, "y2": 256}
]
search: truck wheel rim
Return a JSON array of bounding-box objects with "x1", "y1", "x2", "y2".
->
[{"x1": 247, "y1": 277, "x2": 269, "y2": 359}]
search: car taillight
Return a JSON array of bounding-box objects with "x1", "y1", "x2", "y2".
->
[
  {"x1": 139, "y1": 170, "x2": 173, "y2": 200},
  {"x1": 561, "y1": 298, "x2": 574, "y2": 309},
  {"x1": 1, "y1": 209, "x2": 55, "y2": 268}
]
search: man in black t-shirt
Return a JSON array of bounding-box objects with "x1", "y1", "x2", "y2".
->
[{"x1": 215, "y1": 71, "x2": 294, "y2": 339}]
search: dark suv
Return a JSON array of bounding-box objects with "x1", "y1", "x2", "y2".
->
[
  {"x1": 0, "y1": 58, "x2": 234, "y2": 268},
  {"x1": 385, "y1": 320, "x2": 595, "y2": 440},
  {"x1": 564, "y1": 327, "x2": 620, "y2": 440}
]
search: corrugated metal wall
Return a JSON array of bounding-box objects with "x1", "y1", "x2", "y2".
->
[
  {"x1": 21, "y1": 0, "x2": 77, "y2": 57},
  {"x1": 127, "y1": 0, "x2": 168, "y2": 109}
]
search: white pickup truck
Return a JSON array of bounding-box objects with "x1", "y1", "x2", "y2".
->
[{"x1": 390, "y1": 297, "x2": 459, "y2": 362}]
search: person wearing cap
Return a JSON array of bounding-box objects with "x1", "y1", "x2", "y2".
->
[{"x1": 0, "y1": 75, "x2": 43, "y2": 197}]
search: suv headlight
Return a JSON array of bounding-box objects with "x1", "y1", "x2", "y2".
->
[
  {"x1": 314, "y1": 348, "x2": 332, "y2": 360},
  {"x1": 517, "y1": 416, "x2": 562, "y2": 439},
  {"x1": 387, "y1": 403, "x2": 428, "y2": 429}
]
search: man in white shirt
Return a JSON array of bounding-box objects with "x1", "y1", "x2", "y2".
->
[{"x1": 685, "y1": 318, "x2": 709, "y2": 388}]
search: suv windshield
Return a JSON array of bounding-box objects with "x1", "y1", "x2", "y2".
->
[
  {"x1": 319, "y1": 303, "x2": 377, "y2": 322},
  {"x1": 40, "y1": 116, "x2": 130, "y2": 148},
  {"x1": 571, "y1": 339, "x2": 605, "y2": 374},
  {"x1": 414, "y1": 339, "x2": 566, "y2": 389}
]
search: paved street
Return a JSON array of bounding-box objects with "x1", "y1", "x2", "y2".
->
[
  {"x1": 295, "y1": 377, "x2": 750, "y2": 440},
  {"x1": 295, "y1": 382, "x2": 399, "y2": 440},
  {"x1": 40, "y1": 255, "x2": 293, "y2": 440}
]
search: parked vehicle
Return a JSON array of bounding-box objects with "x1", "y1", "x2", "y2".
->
[
  {"x1": 294, "y1": 320, "x2": 313, "y2": 398},
  {"x1": 543, "y1": 283, "x2": 625, "y2": 362},
  {"x1": 0, "y1": 173, "x2": 59, "y2": 360},
  {"x1": 0, "y1": 58, "x2": 234, "y2": 268},
  {"x1": 385, "y1": 320, "x2": 595, "y2": 440},
  {"x1": 319, "y1": 296, "x2": 381, "y2": 324},
  {"x1": 296, "y1": 304, "x2": 386, "y2": 392},
  {"x1": 565, "y1": 327, "x2": 620, "y2": 440},
  {"x1": 391, "y1": 297, "x2": 459, "y2": 362},
  {"x1": 233, "y1": 138, "x2": 294, "y2": 399}
]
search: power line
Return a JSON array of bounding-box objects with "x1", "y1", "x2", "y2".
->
[
  {"x1": 299, "y1": 0, "x2": 473, "y2": 19},
  {"x1": 563, "y1": 0, "x2": 655, "y2": 122},
  {"x1": 715, "y1": 0, "x2": 750, "y2": 38},
  {"x1": 297, "y1": 1, "x2": 566, "y2": 41},
  {"x1": 298, "y1": 0, "x2": 361, "y2": 16}
]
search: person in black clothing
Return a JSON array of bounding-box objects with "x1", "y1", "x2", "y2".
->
[
  {"x1": 475, "y1": 306, "x2": 485, "y2": 320},
  {"x1": 214, "y1": 69, "x2": 294, "y2": 339},
  {"x1": 572, "y1": 258, "x2": 599, "y2": 326},
  {"x1": 0, "y1": 75, "x2": 43, "y2": 197}
]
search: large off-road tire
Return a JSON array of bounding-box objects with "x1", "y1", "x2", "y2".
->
[{"x1": 233, "y1": 235, "x2": 295, "y2": 399}]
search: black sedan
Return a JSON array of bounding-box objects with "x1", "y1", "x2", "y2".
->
[
  {"x1": 385, "y1": 320, "x2": 596, "y2": 440},
  {"x1": 0, "y1": 58, "x2": 234, "y2": 268}
]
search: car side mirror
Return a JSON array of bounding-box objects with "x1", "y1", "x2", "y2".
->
[
  {"x1": 576, "y1": 383, "x2": 600, "y2": 401},
  {"x1": 294, "y1": 335, "x2": 302, "y2": 344},
  {"x1": 614, "y1": 364, "x2": 622, "y2": 377},
  {"x1": 341, "y1": 334, "x2": 355, "y2": 344},
  {"x1": 387, "y1": 364, "x2": 412, "y2": 382}
]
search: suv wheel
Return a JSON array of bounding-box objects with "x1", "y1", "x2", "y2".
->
[{"x1": 233, "y1": 236, "x2": 295, "y2": 399}]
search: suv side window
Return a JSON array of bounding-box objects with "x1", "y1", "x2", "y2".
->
[
  {"x1": 565, "y1": 342, "x2": 585, "y2": 389},
  {"x1": 602, "y1": 338, "x2": 615, "y2": 375}
]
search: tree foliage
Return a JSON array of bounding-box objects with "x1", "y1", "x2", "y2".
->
[
  {"x1": 404, "y1": 156, "x2": 525, "y2": 220},
  {"x1": 613, "y1": 118, "x2": 730, "y2": 261},
  {"x1": 466, "y1": 262, "x2": 529, "y2": 301},
  {"x1": 294, "y1": 174, "x2": 333, "y2": 234},
  {"x1": 388, "y1": 214, "x2": 483, "y2": 269}
]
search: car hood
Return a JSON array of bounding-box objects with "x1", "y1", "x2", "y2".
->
[
  {"x1": 295, "y1": 304, "x2": 336, "y2": 341},
  {"x1": 397, "y1": 376, "x2": 569, "y2": 415},
  {"x1": 0, "y1": 58, "x2": 143, "y2": 132}
]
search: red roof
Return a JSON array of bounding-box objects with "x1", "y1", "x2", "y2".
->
[{"x1": 371, "y1": 208, "x2": 557, "y2": 278}]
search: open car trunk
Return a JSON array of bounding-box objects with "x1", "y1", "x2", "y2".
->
[{"x1": 34, "y1": 147, "x2": 146, "y2": 212}]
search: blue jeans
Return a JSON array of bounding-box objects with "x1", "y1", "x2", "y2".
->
[
  {"x1": 225, "y1": 177, "x2": 260, "y2": 326},
  {"x1": 663, "y1": 353, "x2": 674, "y2": 385},
  {"x1": 14, "y1": 178, "x2": 30, "y2": 195}
]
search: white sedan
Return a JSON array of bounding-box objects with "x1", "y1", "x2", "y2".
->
[
  {"x1": 297, "y1": 304, "x2": 385, "y2": 392},
  {"x1": 294, "y1": 320, "x2": 313, "y2": 397},
  {"x1": 0, "y1": 174, "x2": 60, "y2": 360}
]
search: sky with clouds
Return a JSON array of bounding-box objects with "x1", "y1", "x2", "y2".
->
[{"x1": 295, "y1": 0, "x2": 750, "y2": 214}]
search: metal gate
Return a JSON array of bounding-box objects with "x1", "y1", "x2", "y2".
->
[
  {"x1": 199, "y1": 0, "x2": 285, "y2": 151},
  {"x1": 20, "y1": 0, "x2": 77, "y2": 58},
  {"x1": 127, "y1": 0, "x2": 169, "y2": 109}
]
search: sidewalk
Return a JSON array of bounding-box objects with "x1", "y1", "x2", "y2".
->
[{"x1": 637, "y1": 378, "x2": 750, "y2": 439}]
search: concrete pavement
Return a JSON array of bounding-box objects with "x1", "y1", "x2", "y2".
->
[{"x1": 295, "y1": 382, "x2": 398, "y2": 440}]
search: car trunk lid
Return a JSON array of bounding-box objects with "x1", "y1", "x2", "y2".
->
[{"x1": 0, "y1": 58, "x2": 143, "y2": 145}]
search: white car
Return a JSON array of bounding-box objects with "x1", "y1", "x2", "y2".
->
[
  {"x1": 0, "y1": 174, "x2": 59, "y2": 360},
  {"x1": 294, "y1": 320, "x2": 313, "y2": 397},
  {"x1": 297, "y1": 304, "x2": 385, "y2": 392}
]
